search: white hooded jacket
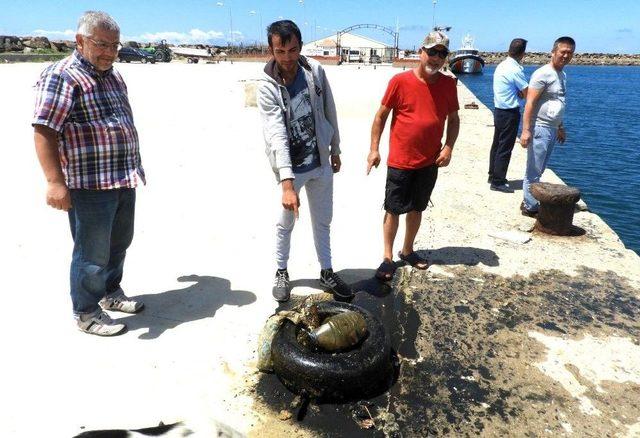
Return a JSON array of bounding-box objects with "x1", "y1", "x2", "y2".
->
[{"x1": 257, "y1": 55, "x2": 341, "y2": 182}]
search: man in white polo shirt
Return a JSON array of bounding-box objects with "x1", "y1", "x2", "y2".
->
[{"x1": 488, "y1": 38, "x2": 528, "y2": 193}]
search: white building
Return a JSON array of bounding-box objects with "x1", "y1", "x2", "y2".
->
[{"x1": 302, "y1": 32, "x2": 395, "y2": 63}]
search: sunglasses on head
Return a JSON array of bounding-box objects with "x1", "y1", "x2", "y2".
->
[{"x1": 425, "y1": 47, "x2": 449, "y2": 59}]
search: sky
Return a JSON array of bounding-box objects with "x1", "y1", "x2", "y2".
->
[{"x1": 1, "y1": 0, "x2": 638, "y2": 53}]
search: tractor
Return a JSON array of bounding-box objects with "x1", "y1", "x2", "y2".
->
[{"x1": 151, "y1": 40, "x2": 172, "y2": 63}]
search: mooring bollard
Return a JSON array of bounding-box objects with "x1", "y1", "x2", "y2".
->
[
  {"x1": 243, "y1": 81, "x2": 258, "y2": 107},
  {"x1": 530, "y1": 182, "x2": 581, "y2": 236}
]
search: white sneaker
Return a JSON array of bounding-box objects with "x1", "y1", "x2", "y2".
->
[
  {"x1": 75, "y1": 310, "x2": 126, "y2": 336},
  {"x1": 100, "y1": 290, "x2": 144, "y2": 314}
]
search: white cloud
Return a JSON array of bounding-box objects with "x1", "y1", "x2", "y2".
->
[
  {"x1": 31, "y1": 29, "x2": 75, "y2": 39},
  {"x1": 27, "y1": 27, "x2": 244, "y2": 45},
  {"x1": 132, "y1": 29, "x2": 240, "y2": 44}
]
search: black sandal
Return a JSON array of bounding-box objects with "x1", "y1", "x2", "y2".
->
[
  {"x1": 398, "y1": 251, "x2": 429, "y2": 270},
  {"x1": 375, "y1": 260, "x2": 397, "y2": 281}
]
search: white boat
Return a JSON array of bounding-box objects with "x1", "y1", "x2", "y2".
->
[
  {"x1": 169, "y1": 46, "x2": 214, "y2": 63},
  {"x1": 449, "y1": 34, "x2": 484, "y2": 74}
]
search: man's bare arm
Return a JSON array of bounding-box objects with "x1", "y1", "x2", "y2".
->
[
  {"x1": 367, "y1": 105, "x2": 391, "y2": 175},
  {"x1": 436, "y1": 110, "x2": 460, "y2": 167},
  {"x1": 444, "y1": 110, "x2": 460, "y2": 149},
  {"x1": 34, "y1": 125, "x2": 71, "y2": 211},
  {"x1": 520, "y1": 87, "x2": 543, "y2": 148}
]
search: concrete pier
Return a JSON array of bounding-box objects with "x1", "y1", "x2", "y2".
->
[{"x1": 2, "y1": 62, "x2": 639, "y2": 436}]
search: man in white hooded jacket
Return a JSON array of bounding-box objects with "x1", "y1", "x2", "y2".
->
[{"x1": 257, "y1": 20, "x2": 353, "y2": 302}]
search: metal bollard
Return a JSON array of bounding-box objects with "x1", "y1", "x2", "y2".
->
[{"x1": 531, "y1": 182, "x2": 581, "y2": 236}]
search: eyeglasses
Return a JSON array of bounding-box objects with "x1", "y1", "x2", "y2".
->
[
  {"x1": 425, "y1": 47, "x2": 449, "y2": 59},
  {"x1": 85, "y1": 36, "x2": 123, "y2": 52}
]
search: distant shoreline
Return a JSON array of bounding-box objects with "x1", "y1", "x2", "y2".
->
[
  {"x1": 480, "y1": 52, "x2": 640, "y2": 66},
  {"x1": 4, "y1": 52, "x2": 640, "y2": 67},
  {"x1": 1, "y1": 33, "x2": 639, "y2": 67}
]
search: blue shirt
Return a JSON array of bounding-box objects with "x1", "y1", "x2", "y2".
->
[{"x1": 493, "y1": 56, "x2": 528, "y2": 110}]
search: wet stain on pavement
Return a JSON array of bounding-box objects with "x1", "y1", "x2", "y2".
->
[{"x1": 251, "y1": 267, "x2": 640, "y2": 437}]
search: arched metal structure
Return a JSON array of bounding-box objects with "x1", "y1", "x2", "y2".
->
[{"x1": 336, "y1": 24, "x2": 399, "y2": 62}]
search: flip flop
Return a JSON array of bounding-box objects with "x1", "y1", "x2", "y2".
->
[
  {"x1": 375, "y1": 260, "x2": 396, "y2": 281},
  {"x1": 398, "y1": 251, "x2": 429, "y2": 270}
]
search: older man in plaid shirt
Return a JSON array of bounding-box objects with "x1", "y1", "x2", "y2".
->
[{"x1": 33, "y1": 11, "x2": 145, "y2": 336}]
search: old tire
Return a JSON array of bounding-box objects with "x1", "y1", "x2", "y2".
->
[
  {"x1": 271, "y1": 301, "x2": 392, "y2": 401},
  {"x1": 155, "y1": 51, "x2": 164, "y2": 62}
]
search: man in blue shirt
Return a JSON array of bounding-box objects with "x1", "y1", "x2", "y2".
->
[{"x1": 488, "y1": 38, "x2": 528, "y2": 193}]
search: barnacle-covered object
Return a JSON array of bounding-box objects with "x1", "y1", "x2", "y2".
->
[{"x1": 309, "y1": 311, "x2": 368, "y2": 351}]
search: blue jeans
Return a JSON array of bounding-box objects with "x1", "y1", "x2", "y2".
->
[
  {"x1": 68, "y1": 189, "x2": 136, "y2": 315},
  {"x1": 523, "y1": 125, "x2": 557, "y2": 211}
]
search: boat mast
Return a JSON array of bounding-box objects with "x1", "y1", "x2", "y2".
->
[
  {"x1": 431, "y1": 1, "x2": 451, "y2": 34},
  {"x1": 432, "y1": 0, "x2": 437, "y2": 29}
]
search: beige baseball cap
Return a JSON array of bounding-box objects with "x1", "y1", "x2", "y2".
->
[{"x1": 422, "y1": 30, "x2": 449, "y2": 49}]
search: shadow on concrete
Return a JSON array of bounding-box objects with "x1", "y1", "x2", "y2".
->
[
  {"x1": 287, "y1": 267, "x2": 393, "y2": 297},
  {"x1": 508, "y1": 179, "x2": 523, "y2": 190},
  {"x1": 336, "y1": 268, "x2": 393, "y2": 298},
  {"x1": 290, "y1": 269, "x2": 393, "y2": 298},
  {"x1": 289, "y1": 278, "x2": 324, "y2": 290},
  {"x1": 125, "y1": 274, "x2": 256, "y2": 340},
  {"x1": 276, "y1": 268, "x2": 393, "y2": 314},
  {"x1": 418, "y1": 246, "x2": 499, "y2": 267}
]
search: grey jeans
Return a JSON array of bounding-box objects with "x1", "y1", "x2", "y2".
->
[{"x1": 276, "y1": 165, "x2": 333, "y2": 270}]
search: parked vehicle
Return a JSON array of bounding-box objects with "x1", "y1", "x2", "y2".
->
[
  {"x1": 348, "y1": 49, "x2": 361, "y2": 63},
  {"x1": 153, "y1": 40, "x2": 173, "y2": 63},
  {"x1": 117, "y1": 47, "x2": 156, "y2": 63},
  {"x1": 170, "y1": 46, "x2": 214, "y2": 64}
]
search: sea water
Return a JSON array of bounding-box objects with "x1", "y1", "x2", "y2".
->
[{"x1": 459, "y1": 65, "x2": 640, "y2": 255}]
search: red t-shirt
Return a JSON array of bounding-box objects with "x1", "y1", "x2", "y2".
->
[{"x1": 382, "y1": 71, "x2": 459, "y2": 169}]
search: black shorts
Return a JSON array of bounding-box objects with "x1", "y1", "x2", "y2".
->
[{"x1": 384, "y1": 165, "x2": 438, "y2": 215}]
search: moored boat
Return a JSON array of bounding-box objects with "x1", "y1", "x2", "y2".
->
[{"x1": 449, "y1": 34, "x2": 484, "y2": 74}]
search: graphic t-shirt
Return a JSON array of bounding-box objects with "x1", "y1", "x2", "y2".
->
[
  {"x1": 286, "y1": 67, "x2": 320, "y2": 173},
  {"x1": 382, "y1": 71, "x2": 459, "y2": 169},
  {"x1": 529, "y1": 63, "x2": 567, "y2": 128}
]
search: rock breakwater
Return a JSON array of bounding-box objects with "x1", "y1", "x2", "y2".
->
[{"x1": 481, "y1": 51, "x2": 640, "y2": 66}]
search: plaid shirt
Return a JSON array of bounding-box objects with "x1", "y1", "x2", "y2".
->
[{"x1": 33, "y1": 50, "x2": 145, "y2": 190}]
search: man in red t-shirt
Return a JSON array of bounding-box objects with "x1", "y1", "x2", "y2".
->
[{"x1": 367, "y1": 30, "x2": 460, "y2": 281}]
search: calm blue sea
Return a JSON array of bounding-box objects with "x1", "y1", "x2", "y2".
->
[{"x1": 459, "y1": 65, "x2": 640, "y2": 256}]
